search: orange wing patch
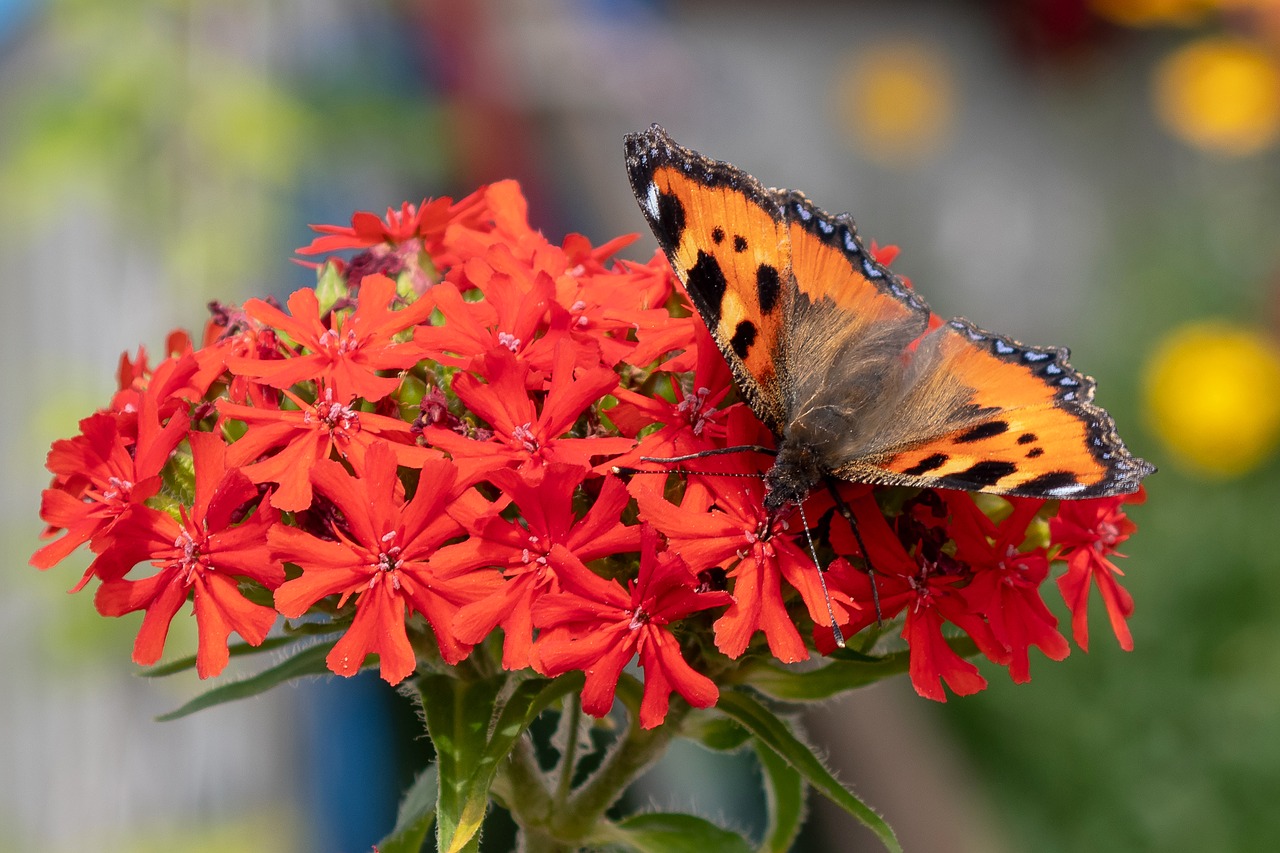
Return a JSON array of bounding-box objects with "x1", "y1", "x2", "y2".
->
[{"x1": 781, "y1": 191, "x2": 927, "y2": 332}]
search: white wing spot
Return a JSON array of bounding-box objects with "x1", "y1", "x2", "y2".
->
[{"x1": 644, "y1": 183, "x2": 660, "y2": 220}]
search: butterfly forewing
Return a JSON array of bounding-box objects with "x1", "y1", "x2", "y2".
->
[{"x1": 626, "y1": 129, "x2": 792, "y2": 431}]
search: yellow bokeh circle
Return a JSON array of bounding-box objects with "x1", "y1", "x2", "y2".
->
[
  {"x1": 1153, "y1": 37, "x2": 1280, "y2": 156},
  {"x1": 1144, "y1": 321, "x2": 1280, "y2": 476},
  {"x1": 830, "y1": 42, "x2": 955, "y2": 167}
]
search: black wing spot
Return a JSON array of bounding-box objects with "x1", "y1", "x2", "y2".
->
[
  {"x1": 655, "y1": 191, "x2": 686, "y2": 246},
  {"x1": 756, "y1": 264, "x2": 781, "y2": 314},
  {"x1": 711, "y1": 226, "x2": 725, "y2": 244},
  {"x1": 1019, "y1": 471, "x2": 1079, "y2": 493},
  {"x1": 1017, "y1": 432, "x2": 1038, "y2": 445},
  {"x1": 1026, "y1": 447, "x2": 1044, "y2": 459},
  {"x1": 955, "y1": 421, "x2": 1009, "y2": 443},
  {"x1": 954, "y1": 460, "x2": 1017, "y2": 488},
  {"x1": 903, "y1": 453, "x2": 948, "y2": 476},
  {"x1": 733, "y1": 235, "x2": 748, "y2": 253},
  {"x1": 686, "y1": 251, "x2": 728, "y2": 330},
  {"x1": 730, "y1": 320, "x2": 757, "y2": 359}
]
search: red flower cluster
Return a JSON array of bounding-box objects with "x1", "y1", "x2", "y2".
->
[{"x1": 33, "y1": 182, "x2": 1146, "y2": 724}]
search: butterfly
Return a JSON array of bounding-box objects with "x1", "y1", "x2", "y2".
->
[{"x1": 623, "y1": 124, "x2": 1154, "y2": 512}]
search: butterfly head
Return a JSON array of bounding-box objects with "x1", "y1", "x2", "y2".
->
[{"x1": 763, "y1": 441, "x2": 824, "y2": 512}]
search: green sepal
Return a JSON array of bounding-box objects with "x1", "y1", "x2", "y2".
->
[
  {"x1": 715, "y1": 689, "x2": 901, "y2": 853},
  {"x1": 378, "y1": 766, "x2": 439, "y2": 853},
  {"x1": 418, "y1": 671, "x2": 584, "y2": 853},
  {"x1": 314, "y1": 260, "x2": 349, "y2": 316},
  {"x1": 154, "y1": 640, "x2": 336, "y2": 721},
  {"x1": 158, "y1": 444, "x2": 197, "y2": 511},
  {"x1": 596, "y1": 812, "x2": 754, "y2": 853},
  {"x1": 395, "y1": 270, "x2": 418, "y2": 303}
]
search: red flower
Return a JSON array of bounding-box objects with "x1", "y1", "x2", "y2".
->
[
  {"x1": 421, "y1": 347, "x2": 633, "y2": 483},
  {"x1": 1051, "y1": 490, "x2": 1144, "y2": 652},
  {"x1": 449, "y1": 464, "x2": 639, "y2": 669},
  {"x1": 947, "y1": 494, "x2": 1069, "y2": 683},
  {"x1": 630, "y1": 407, "x2": 849, "y2": 664},
  {"x1": 93, "y1": 432, "x2": 284, "y2": 678},
  {"x1": 827, "y1": 493, "x2": 1009, "y2": 701},
  {"x1": 608, "y1": 324, "x2": 734, "y2": 465},
  {"x1": 532, "y1": 526, "x2": 733, "y2": 729},
  {"x1": 219, "y1": 384, "x2": 436, "y2": 512},
  {"x1": 549, "y1": 242, "x2": 691, "y2": 369},
  {"x1": 271, "y1": 442, "x2": 502, "y2": 683},
  {"x1": 228, "y1": 274, "x2": 433, "y2": 402},
  {"x1": 32, "y1": 357, "x2": 195, "y2": 587},
  {"x1": 297, "y1": 198, "x2": 454, "y2": 255},
  {"x1": 414, "y1": 245, "x2": 569, "y2": 378}
]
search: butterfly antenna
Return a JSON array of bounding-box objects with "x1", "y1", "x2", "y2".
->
[
  {"x1": 612, "y1": 465, "x2": 761, "y2": 479},
  {"x1": 615, "y1": 444, "x2": 779, "y2": 480},
  {"x1": 795, "y1": 499, "x2": 846, "y2": 649},
  {"x1": 825, "y1": 481, "x2": 882, "y2": 626},
  {"x1": 639, "y1": 444, "x2": 778, "y2": 463}
]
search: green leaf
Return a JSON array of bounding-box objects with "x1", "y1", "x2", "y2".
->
[
  {"x1": 154, "y1": 641, "x2": 335, "y2": 721},
  {"x1": 715, "y1": 690, "x2": 901, "y2": 853},
  {"x1": 419, "y1": 672, "x2": 583, "y2": 853},
  {"x1": 683, "y1": 712, "x2": 752, "y2": 752},
  {"x1": 741, "y1": 637, "x2": 978, "y2": 702},
  {"x1": 601, "y1": 812, "x2": 754, "y2": 853},
  {"x1": 738, "y1": 653, "x2": 911, "y2": 702},
  {"x1": 378, "y1": 766, "x2": 439, "y2": 853},
  {"x1": 139, "y1": 634, "x2": 306, "y2": 677},
  {"x1": 754, "y1": 737, "x2": 805, "y2": 853}
]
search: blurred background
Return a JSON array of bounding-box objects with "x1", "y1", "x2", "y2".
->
[{"x1": 4, "y1": 0, "x2": 1280, "y2": 850}]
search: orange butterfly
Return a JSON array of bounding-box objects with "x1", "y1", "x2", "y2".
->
[{"x1": 624, "y1": 125, "x2": 1154, "y2": 511}]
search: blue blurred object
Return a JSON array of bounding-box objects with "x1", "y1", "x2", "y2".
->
[{"x1": 294, "y1": 673, "x2": 404, "y2": 853}]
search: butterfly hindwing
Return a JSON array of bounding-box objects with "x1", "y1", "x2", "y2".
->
[
  {"x1": 623, "y1": 124, "x2": 1154, "y2": 502},
  {"x1": 817, "y1": 318, "x2": 1152, "y2": 497}
]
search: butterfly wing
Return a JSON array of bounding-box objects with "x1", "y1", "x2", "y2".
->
[
  {"x1": 625, "y1": 126, "x2": 794, "y2": 432},
  {"x1": 774, "y1": 194, "x2": 1154, "y2": 498},
  {"x1": 625, "y1": 124, "x2": 1154, "y2": 500},
  {"x1": 787, "y1": 315, "x2": 1155, "y2": 498}
]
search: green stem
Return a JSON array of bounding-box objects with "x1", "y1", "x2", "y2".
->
[
  {"x1": 553, "y1": 695, "x2": 582, "y2": 808},
  {"x1": 497, "y1": 734, "x2": 553, "y2": 822},
  {"x1": 555, "y1": 703, "x2": 687, "y2": 840}
]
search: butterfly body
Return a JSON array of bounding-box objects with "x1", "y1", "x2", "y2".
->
[{"x1": 624, "y1": 125, "x2": 1154, "y2": 506}]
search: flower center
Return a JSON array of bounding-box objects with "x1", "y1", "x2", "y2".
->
[
  {"x1": 319, "y1": 327, "x2": 361, "y2": 357},
  {"x1": 512, "y1": 422, "x2": 540, "y2": 452},
  {"x1": 173, "y1": 530, "x2": 203, "y2": 584},
  {"x1": 101, "y1": 475, "x2": 134, "y2": 504},
  {"x1": 1095, "y1": 520, "x2": 1121, "y2": 549},
  {"x1": 675, "y1": 387, "x2": 712, "y2": 435},
  {"x1": 497, "y1": 331, "x2": 522, "y2": 352},
  {"x1": 308, "y1": 389, "x2": 360, "y2": 433},
  {"x1": 373, "y1": 530, "x2": 404, "y2": 589}
]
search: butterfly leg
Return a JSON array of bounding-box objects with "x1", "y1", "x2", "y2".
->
[{"x1": 824, "y1": 480, "x2": 883, "y2": 628}]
